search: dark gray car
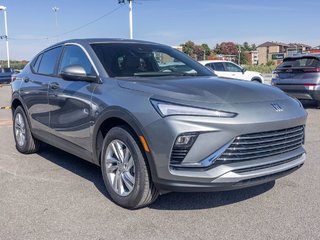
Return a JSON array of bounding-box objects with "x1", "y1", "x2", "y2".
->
[
  {"x1": 0, "y1": 67, "x2": 15, "y2": 84},
  {"x1": 11, "y1": 39, "x2": 307, "y2": 208},
  {"x1": 272, "y1": 54, "x2": 320, "y2": 107}
]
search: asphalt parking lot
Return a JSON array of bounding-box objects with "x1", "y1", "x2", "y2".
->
[{"x1": 0, "y1": 84, "x2": 319, "y2": 240}]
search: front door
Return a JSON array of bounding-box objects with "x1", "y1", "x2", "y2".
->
[{"x1": 48, "y1": 44, "x2": 97, "y2": 153}]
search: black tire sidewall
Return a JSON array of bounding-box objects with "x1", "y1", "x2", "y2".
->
[
  {"x1": 13, "y1": 106, "x2": 30, "y2": 152},
  {"x1": 101, "y1": 126, "x2": 149, "y2": 209}
]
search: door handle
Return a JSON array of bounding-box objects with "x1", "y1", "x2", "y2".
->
[
  {"x1": 23, "y1": 77, "x2": 30, "y2": 83},
  {"x1": 50, "y1": 82, "x2": 60, "y2": 90}
]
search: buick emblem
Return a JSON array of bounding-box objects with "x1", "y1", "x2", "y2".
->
[{"x1": 271, "y1": 103, "x2": 283, "y2": 112}]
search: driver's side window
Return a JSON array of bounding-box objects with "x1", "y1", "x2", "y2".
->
[{"x1": 59, "y1": 45, "x2": 94, "y2": 75}]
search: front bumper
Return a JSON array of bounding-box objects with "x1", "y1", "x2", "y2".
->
[
  {"x1": 143, "y1": 98, "x2": 307, "y2": 193},
  {"x1": 154, "y1": 149, "x2": 305, "y2": 192}
]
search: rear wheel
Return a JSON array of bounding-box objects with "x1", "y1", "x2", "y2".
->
[
  {"x1": 13, "y1": 106, "x2": 40, "y2": 153},
  {"x1": 101, "y1": 126, "x2": 158, "y2": 209}
]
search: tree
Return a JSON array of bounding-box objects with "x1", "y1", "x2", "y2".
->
[
  {"x1": 214, "y1": 42, "x2": 238, "y2": 56},
  {"x1": 180, "y1": 40, "x2": 196, "y2": 57},
  {"x1": 201, "y1": 43, "x2": 211, "y2": 59},
  {"x1": 242, "y1": 42, "x2": 251, "y2": 51},
  {"x1": 180, "y1": 41, "x2": 212, "y2": 60}
]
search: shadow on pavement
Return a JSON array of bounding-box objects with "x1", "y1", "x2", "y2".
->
[
  {"x1": 37, "y1": 143, "x2": 112, "y2": 201},
  {"x1": 149, "y1": 181, "x2": 275, "y2": 210},
  {"x1": 37, "y1": 143, "x2": 275, "y2": 210}
]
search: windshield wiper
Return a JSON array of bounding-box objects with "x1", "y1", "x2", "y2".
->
[{"x1": 133, "y1": 72, "x2": 199, "y2": 77}]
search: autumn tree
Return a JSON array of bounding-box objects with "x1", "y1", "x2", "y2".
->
[{"x1": 214, "y1": 42, "x2": 238, "y2": 56}]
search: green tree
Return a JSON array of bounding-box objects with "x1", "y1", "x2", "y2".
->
[
  {"x1": 180, "y1": 40, "x2": 196, "y2": 57},
  {"x1": 242, "y1": 42, "x2": 251, "y2": 51},
  {"x1": 201, "y1": 43, "x2": 211, "y2": 59}
]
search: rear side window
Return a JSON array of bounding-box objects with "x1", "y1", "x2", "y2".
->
[
  {"x1": 37, "y1": 47, "x2": 62, "y2": 75},
  {"x1": 213, "y1": 62, "x2": 225, "y2": 71},
  {"x1": 278, "y1": 57, "x2": 320, "y2": 69},
  {"x1": 32, "y1": 54, "x2": 43, "y2": 72}
]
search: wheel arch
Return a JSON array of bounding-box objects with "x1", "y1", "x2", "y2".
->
[
  {"x1": 251, "y1": 77, "x2": 262, "y2": 83},
  {"x1": 92, "y1": 107, "x2": 158, "y2": 180}
]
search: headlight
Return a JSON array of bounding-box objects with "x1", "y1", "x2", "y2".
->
[{"x1": 150, "y1": 99, "x2": 237, "y2": 118}]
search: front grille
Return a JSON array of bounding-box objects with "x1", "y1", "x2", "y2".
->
[{"x1": 217, "y1": 125, "x2": 304, "y2": 162}]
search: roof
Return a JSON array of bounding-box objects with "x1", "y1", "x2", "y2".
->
[
  {"x1": 198, "y1": 60, "x2": 233, "y2": 64},
  {"x1": 56, "y1": 38, "x2": 159, "y2": 45},
  {"x1": 288, "y1": 43, "x2": 312, "y2": 48},
  {"x1": 257, "y1": 41, "x2": 290, "y2": 48}
]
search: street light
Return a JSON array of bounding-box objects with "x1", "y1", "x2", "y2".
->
[
  {"x1": 118, "y1": 0, "x2": 133, "y2": 39},
  {"x1": 0, "y1": 5, "x2": 10, "y2": 68},
  {"x1": 52, "y1": 7, "x2": 59, "y2": 42}
]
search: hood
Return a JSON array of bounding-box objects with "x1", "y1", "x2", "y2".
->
[{"x1": 117, "y1": 76, "x2": 287, "y2": 104}]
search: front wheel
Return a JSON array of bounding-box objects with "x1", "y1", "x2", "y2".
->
[{"x1": 101, "y1": 126, "x2": 158, "y2": 209}]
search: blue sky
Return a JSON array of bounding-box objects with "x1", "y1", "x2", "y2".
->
[{"x1": 0, "y1": 0, "x2": 319, "y2": 60}]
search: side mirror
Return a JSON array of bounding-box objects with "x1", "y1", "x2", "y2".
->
[
  {"x1": 60, "y1": 65, "x2": 97, "y2": 82},
  {"x1": 241, "y1": 68, "x2": 247, "y2": 74}
]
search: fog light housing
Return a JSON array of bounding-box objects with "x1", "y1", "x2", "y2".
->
[
  {"x1": 175, "y1": 134, "x2": 197, "y2": 147},
  {"x1": 170, "y1": 133, "x2": 198, "y2": 166}
]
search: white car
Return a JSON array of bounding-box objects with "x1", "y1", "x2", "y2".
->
[{"x1": 199, "y1": 60, "x2": 264, "y2": 83}]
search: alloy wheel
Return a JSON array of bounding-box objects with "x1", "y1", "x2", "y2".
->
[
  {"x1": 105, "y1": 140, "x2": 135, "y2": 196},
  {"x1": 14, "y1": 113, "x2": 26, "y2": 147}
]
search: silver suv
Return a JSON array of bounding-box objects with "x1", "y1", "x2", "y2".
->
[
  {"x1": 11, "y1": 39, "x2": 307, "y2": 208},
  {"x1": 272, "y1": 54, "x2": 320, "y2": 107}
]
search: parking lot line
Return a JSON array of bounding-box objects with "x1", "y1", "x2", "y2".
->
[
  {"x1": 0, "y1": 106, "x2": 11, "y2": 110},
  {"x1": 0, "y1": 119, "x2": 12, "y2": 127}
]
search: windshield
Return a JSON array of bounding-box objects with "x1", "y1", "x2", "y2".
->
[
  {"x1": 90, "y1": 43, "x2": 213, "y2": 78},
  {"x1": 277, "y1": 57, "x2": 320, "y2": 69}
]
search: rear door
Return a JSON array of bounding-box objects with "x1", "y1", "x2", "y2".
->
[
  {"x1": 210, "y1": 62, "x2": 229, "y2": 78},
  {"x1": 19, "y1": 46, "x2": 62, "y2": 137}
]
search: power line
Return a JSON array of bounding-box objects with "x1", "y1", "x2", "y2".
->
[
  {"x1": 7, "y1": 4, "x2": 124, "y2": 41},
  {"x1": 52, "y1": 4, "x2": 124, "y2": 38}
]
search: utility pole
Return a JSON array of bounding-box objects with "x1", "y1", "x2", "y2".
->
[
  {"x1": 129, "y1": 0, "x2": 133, "y2": 39},
  {"x1": 52, "y1": 7, "x2": 59, "y2": 42},
  {"x1": 238, "y1": 45, "x2": 241, "y2": 65},
  {"x1": 118, "y1": 0, "x2": 133, "y2": 39},
  {"x1": 0, "y1": 6, "x2": 10, "y2": 68}
]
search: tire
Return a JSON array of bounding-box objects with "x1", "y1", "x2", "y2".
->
[
  {"x1": 251, "y1": 78, "x2": 261, "y2": 83},
  {"x1": 101, "y1": 126, "x2": 158, "y2": 209},
  {"x1": 13, "y1": 106, "x2": 40, "y2": 153}
]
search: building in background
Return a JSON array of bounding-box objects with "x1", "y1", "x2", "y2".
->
[
  {"x1": 257, "y1": 42, "x2": 311, "y2": 65},
  {"x1": 310, "y1": 45, "x2": 320, "y2": 54},
  {"x1": 244, "y1": 50, "x2": 259, "y2": 65}
]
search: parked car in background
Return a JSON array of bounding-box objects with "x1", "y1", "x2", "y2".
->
[
  {"x1": 272, "y1": 54, "x2": 320, "y2": 107},
  {"x1": 11, "y1": 39, "x2": 307, "y2": 209},
  {"x1": 0, "y1": 67, "x2": 15, "y2": 84},
  {"x1": 199, "y1": 60, "x2": 264, "y2": 83}
]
